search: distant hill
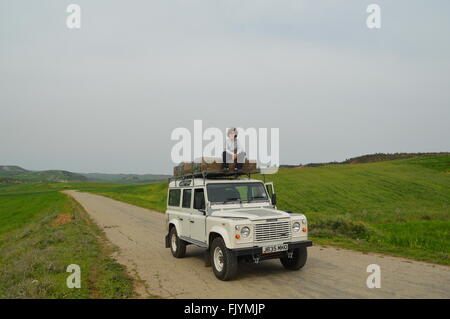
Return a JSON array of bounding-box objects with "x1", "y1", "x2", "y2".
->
[
  {"x1": 81, "y1": 172, "x2": 169, "y2": 184},
  {"x1": 342, "y1": 152, "x2": 450, "y2": 164},
  {"x1": 0, "y1": 165, "x2": 28, "y2": 173},
  {"x1": 282, "y1": 152, "x2": 450, "y2": 168},
  {"x1": 279, "y1": 164, "x2": 301, "y2": 169},
  {"x1": 0, "y1": 166, "x2": 170, "y2": 184},
  {"x1": 0, "y1": 166, "x2": 87, "y2": 183}
]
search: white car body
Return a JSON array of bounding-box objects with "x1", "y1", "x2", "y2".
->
[{"x1": 164, "y1": 177, "x2": 312, "y2": 263}]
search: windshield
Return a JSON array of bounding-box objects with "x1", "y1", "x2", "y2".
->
[{"x1": 207, "y1": 182, "x2": 270, "y2": 204}]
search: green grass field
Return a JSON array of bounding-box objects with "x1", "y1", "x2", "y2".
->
[
  {"x1": 0, "y1": 183, "x2": 135, "y2": 298},
  {"x1": 1, "y1": 155, "x2": 448, "y2": 298},
  {"x1": 70, "y1": 182, "x2": 168, "y2": 213},
  {"x1": 71, "y1": 156, "x2": 450, "y2": 265}
]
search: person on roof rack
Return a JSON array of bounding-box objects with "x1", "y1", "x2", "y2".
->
[{"x1": 222, "y1": 127, "x2": 246, "y2": 170}]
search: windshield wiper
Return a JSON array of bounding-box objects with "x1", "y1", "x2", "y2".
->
[
  {"x1": 221, "y1": 198, "x2": 241, "y2": 204},
  {"x1": 249, "y1": 196, "x2": 268, "y2": 202}
]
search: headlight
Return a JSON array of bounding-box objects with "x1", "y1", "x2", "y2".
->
[
  {"x1": 292, "y1": 222, "x2": 301, "y2": 232},
  {"x1": 241, "y1": 226, "x2": 251, "y2": 238},
  {"x1": 301, "y1": 218, "x2": 306, "y2": 225}
]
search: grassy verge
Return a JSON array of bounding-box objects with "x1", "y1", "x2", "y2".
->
[
  {"x1": 307, "y1": 214, "x2": 449, "y2": 264},
  {"x1": 262, "y1": 156, "x2": 450, "y2": 264},
  {"x1": 0, "y1": 185, "x2": 135, "y2": 298},
  {"x1": 70, "y1": 182, "x2": 168, "y2": 212}
]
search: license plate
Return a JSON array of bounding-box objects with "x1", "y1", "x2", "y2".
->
[{"x1": 262, "y1": 244, "x2": 288, "y2": 254}]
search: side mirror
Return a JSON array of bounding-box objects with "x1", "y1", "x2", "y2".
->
[{"x1": 271, "y1": 193, "x2": 277, "y2": 206}]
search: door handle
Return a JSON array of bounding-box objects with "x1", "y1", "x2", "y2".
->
[
  {"x1": 178, "y1": 217, "x2": 183, "y2": 221},
  {"x1": 190, "y1": 220, "x2": 195, "y2": 223}
]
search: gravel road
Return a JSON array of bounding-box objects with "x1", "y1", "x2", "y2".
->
[{"x1": 65, "y1": 190, "x2": 450, "y2": 299}]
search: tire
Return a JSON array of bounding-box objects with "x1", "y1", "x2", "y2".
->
[
  {"x1": 210, "y1": 237, "x2": 238, "y2": 281},
  {"x1": 169, "y1": 227, "x2": 186, "y2": 258},
  {"x1": 280, "y1": 247, "x2": 307, "y2": 270}
]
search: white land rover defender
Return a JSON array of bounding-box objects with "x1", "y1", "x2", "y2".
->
[{"x1": 164, "y1": 173, "x2": 312, "y2": 281}]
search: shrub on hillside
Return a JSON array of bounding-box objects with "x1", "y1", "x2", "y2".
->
[{"x1": 309, "y1": 216, "x2": 373, "y2": 240}]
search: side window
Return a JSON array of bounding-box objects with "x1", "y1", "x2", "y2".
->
[
  {"x1": 168, "y1": 189, "x2": 181, "y2": 207},
  {"x1": 182, "y1": 189, "x2": 192, "y2": 208},
  {"x1": 193, "y1": 188, "x2": 205, "y2": 210}
]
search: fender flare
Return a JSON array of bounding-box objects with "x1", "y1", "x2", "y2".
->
[
  {"x1": 166, "y1": 219, "x2": 182, "y2": 248},
  {"x1": 168, "y1": 218, "x2": 182, "y2": 235},
  {"x1": 208, "y1": 226, "x2": 232, "y2": 249}
]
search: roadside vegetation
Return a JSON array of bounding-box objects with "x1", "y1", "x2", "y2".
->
[
  {"x1": 71, "y1": 182, "x2": 168, "y2": 212},
  {"x1": 72, "y1": 156, "x2": 450, "y2": 265},
  {"x1": 0, "y1": 183, "x2": 135, "y2": 298},
  {"x1": 269, "y1": 156, "x2": 450, "y2": 264}
]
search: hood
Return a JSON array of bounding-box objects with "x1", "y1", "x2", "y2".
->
[{"x1": 211, "y1": 208, "x2": 290, "y2": 221}]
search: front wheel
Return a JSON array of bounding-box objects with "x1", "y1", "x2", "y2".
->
[
  {"x1": 280, "y1": 247, "x2": 307, "y2": 270},
  {"x1": 169, "y1": 227, "x2": 186, "y2": 258},
  {"x1": 210, "y1": 237, "x2": 238, "y2": 281}
]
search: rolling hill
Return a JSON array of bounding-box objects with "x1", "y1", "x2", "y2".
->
[
  {"x1": 0, "y1": 166, "x2": 169, "y2": 184},
  {"x1": 0, "y1": 166, "x2": 87, "y2": 183},
  {"x1": 284, "y1": 152, "x2": 450, "y2": 168},
  {"x1": 81, "y1": 172, "x2": 169, "y2": 183}
]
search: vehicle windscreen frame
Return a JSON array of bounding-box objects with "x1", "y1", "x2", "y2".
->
[{"x1": 206, "y1": 182, "x2": 270, "y2": 204}]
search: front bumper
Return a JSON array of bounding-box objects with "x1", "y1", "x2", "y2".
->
[{"x1": 230, "y1": 240, "x2": 313, "y2": 258}]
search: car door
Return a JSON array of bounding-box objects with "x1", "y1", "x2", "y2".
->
[
  {"x1": 178, "y1": 188, "x2": 193, "y2": 238},
  {"x1": 190, "y1": 188, "x2": 206, "y2": 243},
  {"x1": 168, "y1": 188, "x2": 187, "y2": 236}
]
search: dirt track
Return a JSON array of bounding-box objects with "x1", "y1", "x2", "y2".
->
[{"x1": 64, "y1": 190, "x2": 450, "y2": 299}]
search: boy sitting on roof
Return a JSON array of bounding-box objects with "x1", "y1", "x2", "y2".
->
[{"x1": 222, "y1": 128, "x2": 246, "y2": 170}]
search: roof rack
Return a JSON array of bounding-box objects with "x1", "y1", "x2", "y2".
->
[{"x1": 168, "y1": 169, "x2": 260, "y2": 185}]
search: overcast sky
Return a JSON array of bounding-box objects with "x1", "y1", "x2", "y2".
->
[{"x1": 1, "y1": 0, "x2": 449, "y2": 174}]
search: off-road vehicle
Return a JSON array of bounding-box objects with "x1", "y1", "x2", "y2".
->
[{"x1": 164, "y1": 171, "x2": 312, "y2": 281}]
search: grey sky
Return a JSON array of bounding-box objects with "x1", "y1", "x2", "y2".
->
[{"x1": 1, "y1": 0, "x2": 449, "y2": 174}]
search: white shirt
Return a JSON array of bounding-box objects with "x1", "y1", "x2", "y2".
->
[{"x1": 225, "y1": 138, "x2": 243, "y2": 155}]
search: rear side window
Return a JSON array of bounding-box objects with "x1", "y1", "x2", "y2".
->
[
  {"x1": 182, "y1": 189, "x2": 192, "y2": 208},
  {"x1": 168, "y1": 189, "x2": 181, "y2": 206}
]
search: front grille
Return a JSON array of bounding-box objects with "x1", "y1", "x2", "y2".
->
[{"x1": 254, "y1": 221, "x2": 291, "y2": 242}]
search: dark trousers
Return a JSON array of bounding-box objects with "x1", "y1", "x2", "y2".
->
[{"x1": 222, "y1": 151, "x2": 246, "y2": 169}]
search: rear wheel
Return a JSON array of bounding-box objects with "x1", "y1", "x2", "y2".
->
[
  {"x1": 169, "y1": 227, "x2": 186, "y2": 258},
  {"x1": 280, "y1": 247, "x2": 307, "y2": 270},
  {"x1": 210, "y1": 237, "x2": 238, "y2": 281}
]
